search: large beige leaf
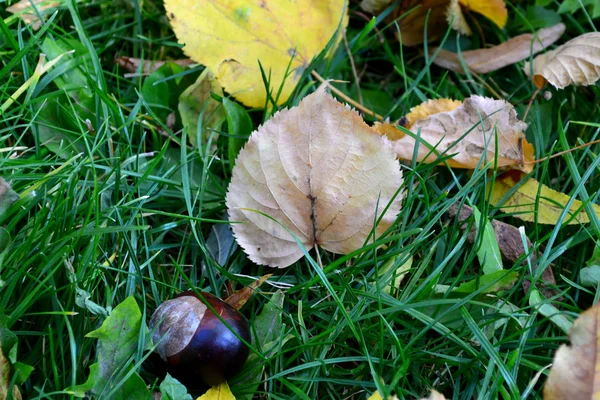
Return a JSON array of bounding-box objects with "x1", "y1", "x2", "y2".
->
[
  {"x1": 375, "y1": 96, "x2": 533, "y2": 171},
  {"x1": 226, "y1": 86, "x2": 403, "y2": 268},
  {"x1": 543, "y1": 302, "x2": 600, "y2": 399},
  {"x1": 489, "y1": 171, "x2": 600, "y2": 225},
  {"x1": 165, "y1": 0, "x2": 347, "y2": 108},
  {"x1": 524, "y1": 32, "x2": 600, "y2": 89},
  {"x1": 431, "y1": 23, "x2": 565, "y2": 74}
]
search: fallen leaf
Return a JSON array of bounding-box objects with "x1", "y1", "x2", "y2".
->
[
  {"x1": 164, "y1": 0, "x2": 348, "y2": 107},
  {"x1": 0, "y1": 178, "x2": 19, "y2": 219},
  {"x1": 70, "y1": 297, "x2": 151, "y2": 398},
  {"x1": 6, "y1": 0, "x2": 61, "y2": 30},
  {"x1": 405, "y1": 98, "x2": 462, "y2": 128},
  {"x1": 543, "y1": 302, "x2": 599, "y2": 399},
  {"x1": 458, "y1": 0, "x2": 506, "y2": 29},
  {"x1": 472, "y1": 205, "x2": 503, "y2": 275},
  {"x1": 178, "y1": 68, "x2": 225, "y2": 148},
  {"x1": 489, "y1": 171, "x2": 600, "y2": 225},
  {"x1": 367, "y1": 390, "x2": 399, "y2": 400},
  {"x1": 115, "y1": 56, "x2": 194, "y2": 75},
  {"x1": 360, "y1": 0, "x2": 394, "y2": 14},
  {"x1": 224, "y1": 274, "x2": 273, "y2": 310},
  {"x1": 206, "y1": 217, "x2": 238, "y2": 267},
  {"x1": 375, "y1": 96, "x2": 533, "y2": 171},
  {"x1": 226, "y1": 86, "x2": 403, "y2": 268},
  {"x1": 385, "y1": 0, "x2": 507, "y2": 46},
  {"x1": 430, "y1": 23, "x2": 565, "y2": 74},
  {"x1": 160, "y1": 373, "x2": 193, "y2": 400},
  {"x1": 397, "y1": 0, "x2": 450, "y2": 47},
  {"x1": 378, "y1": 255, "x2": 413, "y2": 294},
  {"x1": 448, "y1": 203, "x2": 559, "y2": 299},
  {"x1": 447, "y1": 0, "x2": 471, "y2": 35},
  {"x1": 196, "y1": 382, "x2": 235, "y2": 400},
  {"x1": 524, "y1": 32, "x2": 600, "y2": 89},
  {"x1": 0, "y1": 337, "x2": 22, "y2": 400}
]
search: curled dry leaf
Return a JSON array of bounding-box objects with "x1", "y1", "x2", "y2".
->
[
  {"x1": 224, "y1": 274, "x2": 273, "y2": 310},
  {"x1": 447, "y1": 0, "x2": 471, "y2": 36},
  {"x1": 489, "y1": 171, "x2": 600, "y2": 225},
  {"x1": 226, "y1": 86, "x2": 403, "y2": 268},
  {"x1": 375, "y1": 96, "x2": 534, "y2": 171},
  {"x1": 543, "y1": 302, "x2": 600, "y2": 399},
  {"x1": 164, "y1": 0, "x2": 348, "y2": 107},
  {"x1": 6, "y1": 0, "x2": 61, "y2": 30},
  {"x1": 430, "y1": 23, "x2": 565, "y2": 74},
  {"x1": 524, "y1": 32, "x2": 600, "y2": 89}
]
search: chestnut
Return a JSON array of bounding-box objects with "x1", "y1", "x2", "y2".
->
[{"x1": 149, "y1": 291, "x2": 251, "y2": 387}]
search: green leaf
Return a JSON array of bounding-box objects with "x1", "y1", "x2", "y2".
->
[
  {"x1": 142, "y1": 62, "x2": 191, "y2": 122},
  {"x1": 35, "y1": 96, "x2": 88, "y2": 158},
  {"x1": 580, "y1": 265, "x2": 600, "y2": 287},
  {"x1": 0, "y1": 178, "x2": 19, "y2": 219},
  {"x1": 377, "y1": 255, "x2": 413, "y2": 294},
  {"x1": 223, "y1": 98, "x2": 253, "y2": 170},
  {"x1": 453, "y1": 270, "x2": 518, "y2": 294},
  {"x1": 0, "y1": 228, "x2": 10, "y2": 254},
  {"x1": 557, "y1": 0, "x2": 599, "y2": 18},
  {"x1": 160, "y1": 373, "x2": 193, "y2": 400},
  {"x1": 529, "y1": 289, "x2": 573, "y2": 334},
  {"x1": 472, "y1": 206, "x2": 503, "y2": 275},
  {"x1": 178, "y1": 68, "x2": 225, "y2": 148},
  {"x1": 71, "y1": 296, "x2": 151, "y2": 399},
  {"x1": 525, "y1": 6, "x2": 561, "y2": 29}
]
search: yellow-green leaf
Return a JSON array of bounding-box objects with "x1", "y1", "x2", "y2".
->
[
  {"x1": 165, "y1": 0, "x2": 348, "y2": 107},
  {"x1": 489, "y1": 172, "x2": 600, "y2": 225},
  {"x1": 196, "y1": 382, "x2": 235, "y2": 400}
]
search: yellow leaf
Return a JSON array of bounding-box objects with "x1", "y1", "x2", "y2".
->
[
  {"x1": 458, "y1": 0, "x2": 507, "y2": 29},
  {"x1": 196, "y1": 382, "x2": 236, "y2": 400},
  {"x1": 489, "y1": 171, "x2": 600, "y2": 225},
  {"x1": 431, "y1": 23, "x2": 565, "y2": 74},
  {"x1": 367, "y1": 391, "x2": 399, "y2": 400},
  {"x1": 543, "y1": 303, "x2": 600, "y2": 399},
  {"x1": 405, "y1": 98, "x2": 462, "y2": 128},
  {"x1": 164, "y1": 0, "x2": 348, "y2": 108},
  {"x1": 6, "y1": 0, "x2": 61, "y2": 31},
  {"x1": 524, "y1": 32, "x2": 600, "y2": 89},
  {"x1": 226, "y1": 86, "x2": 403, "y2": 268},
  {"x1": 447, "y1": 0, "x2": 471, "y2": 35},
  {"x1": 375, "y1": 96, "x2": 533, "y2": 172}
]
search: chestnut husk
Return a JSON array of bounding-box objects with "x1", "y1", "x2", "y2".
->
[{"x1": 150, "y1": 291, "x2": 251, "y2": 388}]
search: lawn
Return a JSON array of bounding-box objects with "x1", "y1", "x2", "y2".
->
[{"x1": 1, "y1": 0, "x2": 599, "y2": 399}]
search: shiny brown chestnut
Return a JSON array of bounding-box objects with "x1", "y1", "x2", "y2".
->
[{"x1": 149, "y1": 291, "x2": 251, "y2": 387}]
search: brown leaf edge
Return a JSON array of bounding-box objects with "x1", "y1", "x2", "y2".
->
[
  {"x1": 224, "y1": 274, "x2": 273, "y2": 310},
  {"x1": 447, "y1": 202, "x2": 560, "y2": 300}
]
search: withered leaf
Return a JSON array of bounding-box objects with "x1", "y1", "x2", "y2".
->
[
  {"x1": 6, "y1": 0, "x2": 61, "y2": 30},
  {"x1": 524, "y1": 32, "x2": 600, "y2": 89},
  {"x1": 489, "y1": 171, "x2": 600, "y2": 225},
  {"x1": 226, "y1": 86, "x2": 403, "y2": 268},
  {"x1": 375, "y1": 96, "x2": 533, "y2": 171},
  {"x1": 224, "y1": 274, "x2": 273, "y2": 310},
  {"x1": 430, "y1": 23, "x2": 565, "y2": 74},
  {"x1": 543, "y1": 302, "x2": 600, "y2": 399}
]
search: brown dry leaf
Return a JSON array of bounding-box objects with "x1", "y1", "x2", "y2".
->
[
  {"x1": 6, "y1": 0, "x2": 61, "y2": 30},
  {"x1": 226, "y1": 86, "x2": 403, "y2": 268},
  {"x1": 489, "y1": 171, "x2": 600, "y2": 225},
  {"x1": 543, "y1": 302, "x2": 600, "y2": 399},
  {"x1": 430, "y1": 23, "x2": 565, "y2": 74},
  {"x1": 115, "y1": 56, "x2": 194, "y2": 76},
  {"x1": 375, "y1": 96, "x2": 534, "y2": 171},
  {"x1": 524, "y1": 32, "x2": 600, "y2": 89},
  {"x1": 224, "y1": 274, "x2": 273, "y2": 310},
  {"x1": 448, "y1": 203, "x2": 560, "y2": 299}
]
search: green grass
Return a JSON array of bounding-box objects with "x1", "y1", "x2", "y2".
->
[{"x1": 1, "y1": 0, "x2": 599, "y2": 399}]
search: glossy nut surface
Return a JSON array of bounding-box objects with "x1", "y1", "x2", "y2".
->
[{"x1": 149, "y1": 291, "x2": 251, "y2": 387}]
